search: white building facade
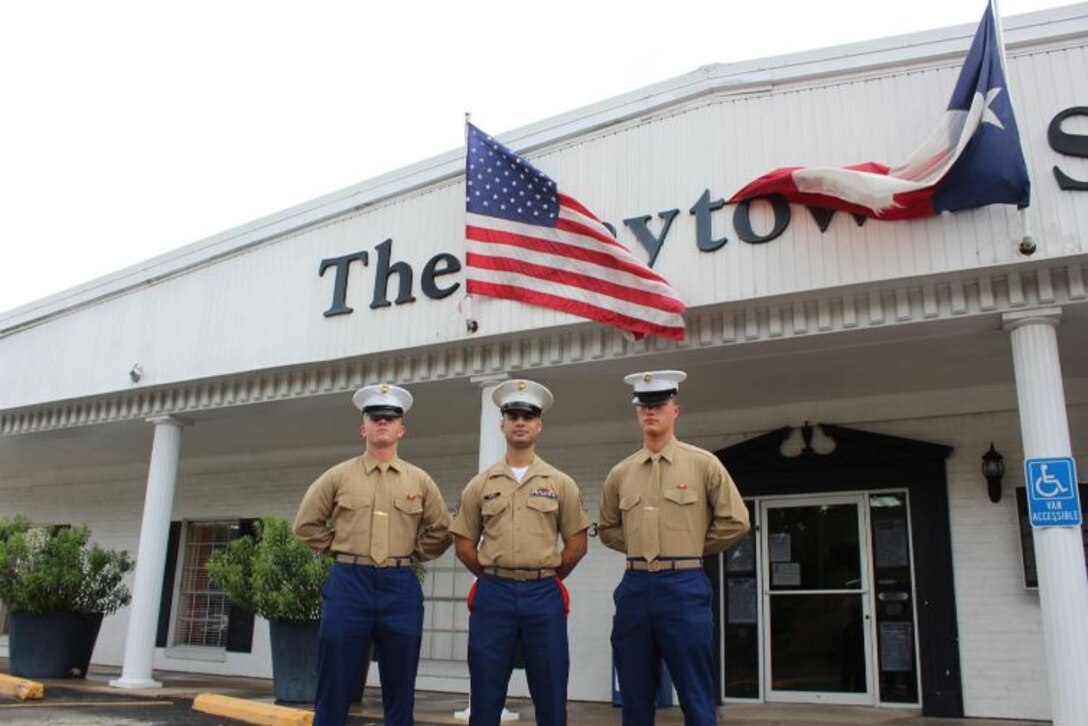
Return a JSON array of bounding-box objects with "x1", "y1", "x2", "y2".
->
[{"x1": 3, "y1": 5, "x2": 1088, "y2": 721}]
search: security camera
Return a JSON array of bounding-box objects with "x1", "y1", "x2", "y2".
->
[
  {"x1": 466, "y1": 319, "x2": 479, "y2": 334},
  {"x1": 1019, "y1": 235, "x2": 1036, "y2": 256}
]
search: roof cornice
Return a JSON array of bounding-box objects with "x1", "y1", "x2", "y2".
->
[{"x1": 5, "y1": 258, "x2": 1087, "y2": 435}]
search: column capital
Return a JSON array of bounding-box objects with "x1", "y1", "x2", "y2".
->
[
  {"x1": 469, "y1": 373, "x2": 509, "y2": 389},
  {"x1": 1002, "y1": 306, "x2": 1062, "y2": 333},
  {"x1": 146, "y1": 414, "x2": 192, "y2": 428}
]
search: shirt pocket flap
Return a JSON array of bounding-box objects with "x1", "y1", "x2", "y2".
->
[
  {"x1": 394, "y1": 497, "x2": 424, "y2": 515},
  {"x1": 337, "y1": 495, "x2": 371, "y2": 510},
  {"x1": 618, "y1": 493, "x2": 642, "y2": 511},
  {"x1": 663, "y1": 488, "x2": 698, "y2": 505},
  {"x1": 482, "y1": 495, "x2": 509, "y2": 516},
  {"x1": 526, "y1": 497, "x2": 559, "y2": 513}
]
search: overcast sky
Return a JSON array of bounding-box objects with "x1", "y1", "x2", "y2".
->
[{"x1": 0, "y1": 0, "x2": 1074, "y2": 314}]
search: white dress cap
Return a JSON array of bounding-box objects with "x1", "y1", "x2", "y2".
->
[
  {"x1": 492, "y1": 379, "x2": 554, "y2": 415},
  {"x1": 351, "y1": 383, "x2": 414, "y2": 415},
  {"x1": 622, "y1": 370, "x2": 688, "y2": 405}
]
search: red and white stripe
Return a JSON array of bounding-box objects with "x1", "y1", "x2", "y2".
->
[{"x1": 465, "y1": 193, "x2": 687, "y2": 340}]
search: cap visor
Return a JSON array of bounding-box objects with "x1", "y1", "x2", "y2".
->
[
  {"x1": 633, "y1": 390, "x2": 677, "y2": 406},
  {"x1": 501, "y1": 403, "x2": 542, "y2": 415},
  {"x1": 364, "y1": 406, "x2": 404, "y2": 416}
]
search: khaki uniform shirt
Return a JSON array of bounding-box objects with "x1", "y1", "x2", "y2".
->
[
  {"x1": 450, "y1": 456, "x2": 590, "y2": 569},
  {"x1": 598, "y1": 438, "x2": 750, "y2": 560},
  {"x1": 293, "y1": 452, "x2": 451, "y2": 562}
]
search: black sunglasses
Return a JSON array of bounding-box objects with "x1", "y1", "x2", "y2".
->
[{"x1": 367, "y1": 413, "x2": 402, "y2": 423}]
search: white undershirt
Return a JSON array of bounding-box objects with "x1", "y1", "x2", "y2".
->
[{"x1": 510, "y1": 465, "x2": 529, "y2": 482}]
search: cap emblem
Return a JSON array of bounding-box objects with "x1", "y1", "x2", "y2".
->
[{"x1": 380, "y1": 384, "x2": 390, "y2": 394}]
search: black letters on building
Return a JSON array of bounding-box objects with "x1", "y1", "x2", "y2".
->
[
  {"x1": 319, "y1": 250, "x2": 369, "y2": 317},
  {"x1": 319, "y1": 106, "x2": 1086, "y2": 319},
  {"x1": 1049, "y1": 106, "x2": 1088, "y2": 191}
]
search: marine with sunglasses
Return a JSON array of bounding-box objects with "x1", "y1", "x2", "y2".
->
[
  {"x1": 451, "y1": 379, "x2": 589, "y2": 726},
  {"x1": 294, "y1": 383, "x2": 452, "y2": 726}
]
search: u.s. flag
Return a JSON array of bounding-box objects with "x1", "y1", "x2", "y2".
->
[{"x1": 464, "y1": 123, "x2": 686, "y2": 340}]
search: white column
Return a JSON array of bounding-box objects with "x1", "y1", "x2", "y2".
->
[
  {"x1": 473, "y1": 374, "x2": 509, "y2": 473},
  {"x1": 111, "y1": 415, "x2": 189, "y2": 690},
  {"x1": 1003, "y1": 308, "x2": 1088, "y2": 726}
]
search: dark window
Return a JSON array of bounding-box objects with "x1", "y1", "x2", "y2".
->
[
  {"x1": 869, "y1": 493, "x2": 919, "y2": 704},
  {"x1": 722, "y1": 500, "x2": 759, "y2": 698},
  {"x1": 1015, "y1": 485, "x2": 1088, "y2": 588}
]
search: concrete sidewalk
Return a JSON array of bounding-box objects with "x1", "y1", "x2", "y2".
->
[{"x1": 0, "y1": 661, "x2": 1049, "y2": 725}]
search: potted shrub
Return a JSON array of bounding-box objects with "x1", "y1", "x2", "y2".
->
[
  {"x1": 208, "y1": 515, "x2": 427, "y2": 702},
  {"x1": 0, "y1": 515, "x2": 134, "y2": 678},
  {"x1": 207, "y1": 515, "x2": 333, "y2": 703}
]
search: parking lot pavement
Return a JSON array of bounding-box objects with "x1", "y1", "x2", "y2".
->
[
  {"x1": 0, "y1": 685, "x2": 239, "y2": 725},
  {"x1": 0, "y1": 661, "x2": 1053, "y2": 726}
]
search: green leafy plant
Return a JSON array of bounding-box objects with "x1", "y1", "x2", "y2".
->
[
  {"x1": 0, "y1": 515, "x2": 134, "y2": 615},
  {"x1": 207, "y1": 516, "x2": 427, "y2": 623},
  {"x1": 207, "y1": 516, "x2": 333, "y2": 623}
]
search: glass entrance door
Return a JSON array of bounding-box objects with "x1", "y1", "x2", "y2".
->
[{"x1": 761, "y1": 495, "x2": 874, "y2": 705}]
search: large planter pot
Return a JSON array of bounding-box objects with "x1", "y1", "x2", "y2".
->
[
  {"x1": 269, "y1": 620, "x2": 321, "y2": 703},
  {"x1": 9, "y1": 611, "x2": 104, "y2": 679},
  {"x1": 269, "y1": 620, "x2": 371, "y2": 703}
]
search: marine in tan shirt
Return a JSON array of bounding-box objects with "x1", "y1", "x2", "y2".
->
[
  {"x1": 600, "y1": 370, "x2": 749, "y2": 726},
  {"x1": 450, "y1": 379, "x2": 588, "y2": 726},
  {"x1": 293, "y1": 383, "x2": 451, "y2": 726},
  {"x1": 598, "y1": 437, "x2": 748, "y2": 562},
  {"x1": 452, "y1": 455, "x2": 587, "y2": 572},
  {"x1": 294, "y1": 452, "x2": 450, "y2": 562}
]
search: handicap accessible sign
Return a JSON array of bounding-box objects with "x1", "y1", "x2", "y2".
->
[{"x1": 1025, "y1": 457, "x2": 1082, "y2": 527}]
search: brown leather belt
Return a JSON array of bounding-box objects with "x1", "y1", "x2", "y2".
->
[
  {"x1": 483, "y1": 566, "x2": 557, "y2": 581},
  {"x1": 334, "y1": 553, "x2": 413, "y2": 568},
  {"x1": 626, "y1": 558, "x2": 702, "y2": 572}
]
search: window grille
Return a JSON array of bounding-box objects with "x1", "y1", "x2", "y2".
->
[
  {"x1": 420, "y1": 549, "x2": 473, "y2": 661},
  {"x1": 173, "y1": 521, "x2": 234, "y2": 648}
]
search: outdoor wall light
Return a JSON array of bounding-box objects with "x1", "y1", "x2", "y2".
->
[
  {"x1": 982, "y1": 442, "x2": 1005, "y2": 503},
  {"x1": 129, "y1": 363, "x2": 143, "y2": 384}
]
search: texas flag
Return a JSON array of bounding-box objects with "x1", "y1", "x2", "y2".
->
[{"x1": 728, "y1": 1, "x2": 1030, "y2": 220}]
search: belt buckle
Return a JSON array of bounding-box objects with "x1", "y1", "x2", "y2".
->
[
  {"x1": 514, "y1": 569, "x2": 530, "y2": 582},
  {"x1": 647, "y1": 559, "x2": 662, "y2": 573}
]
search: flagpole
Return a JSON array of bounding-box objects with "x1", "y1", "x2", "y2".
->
[
  {"x1": 991, "y1": 0, "x2": 1036, "y2": 254},
  {"x1": 461, "y1": 112, "x2": 479, "y2": 333}
]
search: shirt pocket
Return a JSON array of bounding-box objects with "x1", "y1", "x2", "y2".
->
[
  {"x1": 333, "y1": 495, "x2": 372, "y2": 544},
  {"x1": 394, "y1": 496, "x2": 424, "y2": 517},
  {"x1": 481, "y1": 494, "x2": 511, "y2": 541},
  {"x1": 525, "y1": 496, "x2": 559, "y2": 535},
  {"x1": 619, "y1": 493, "x2": 643, "y2": 539},
  {"x1": 482, "y1": 494, "x2": 510, "y2": 518},
  {"x1": 336, "y1": 494, "x2": 372, "y2": 517},
  {"x1": 662, "y1": 487, "x2": 699, "y2": 530},
  {"x1": 390, "y1": 496, "x2": 425, "y2": 555}
]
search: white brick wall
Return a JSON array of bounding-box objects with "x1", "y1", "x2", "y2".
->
[
  {"x1": 857, "y1": 412, "x2": 1059, "y2": 720},
  {"x1": 2, "y1": 385, "x2": 1084, "y2": 719}
]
